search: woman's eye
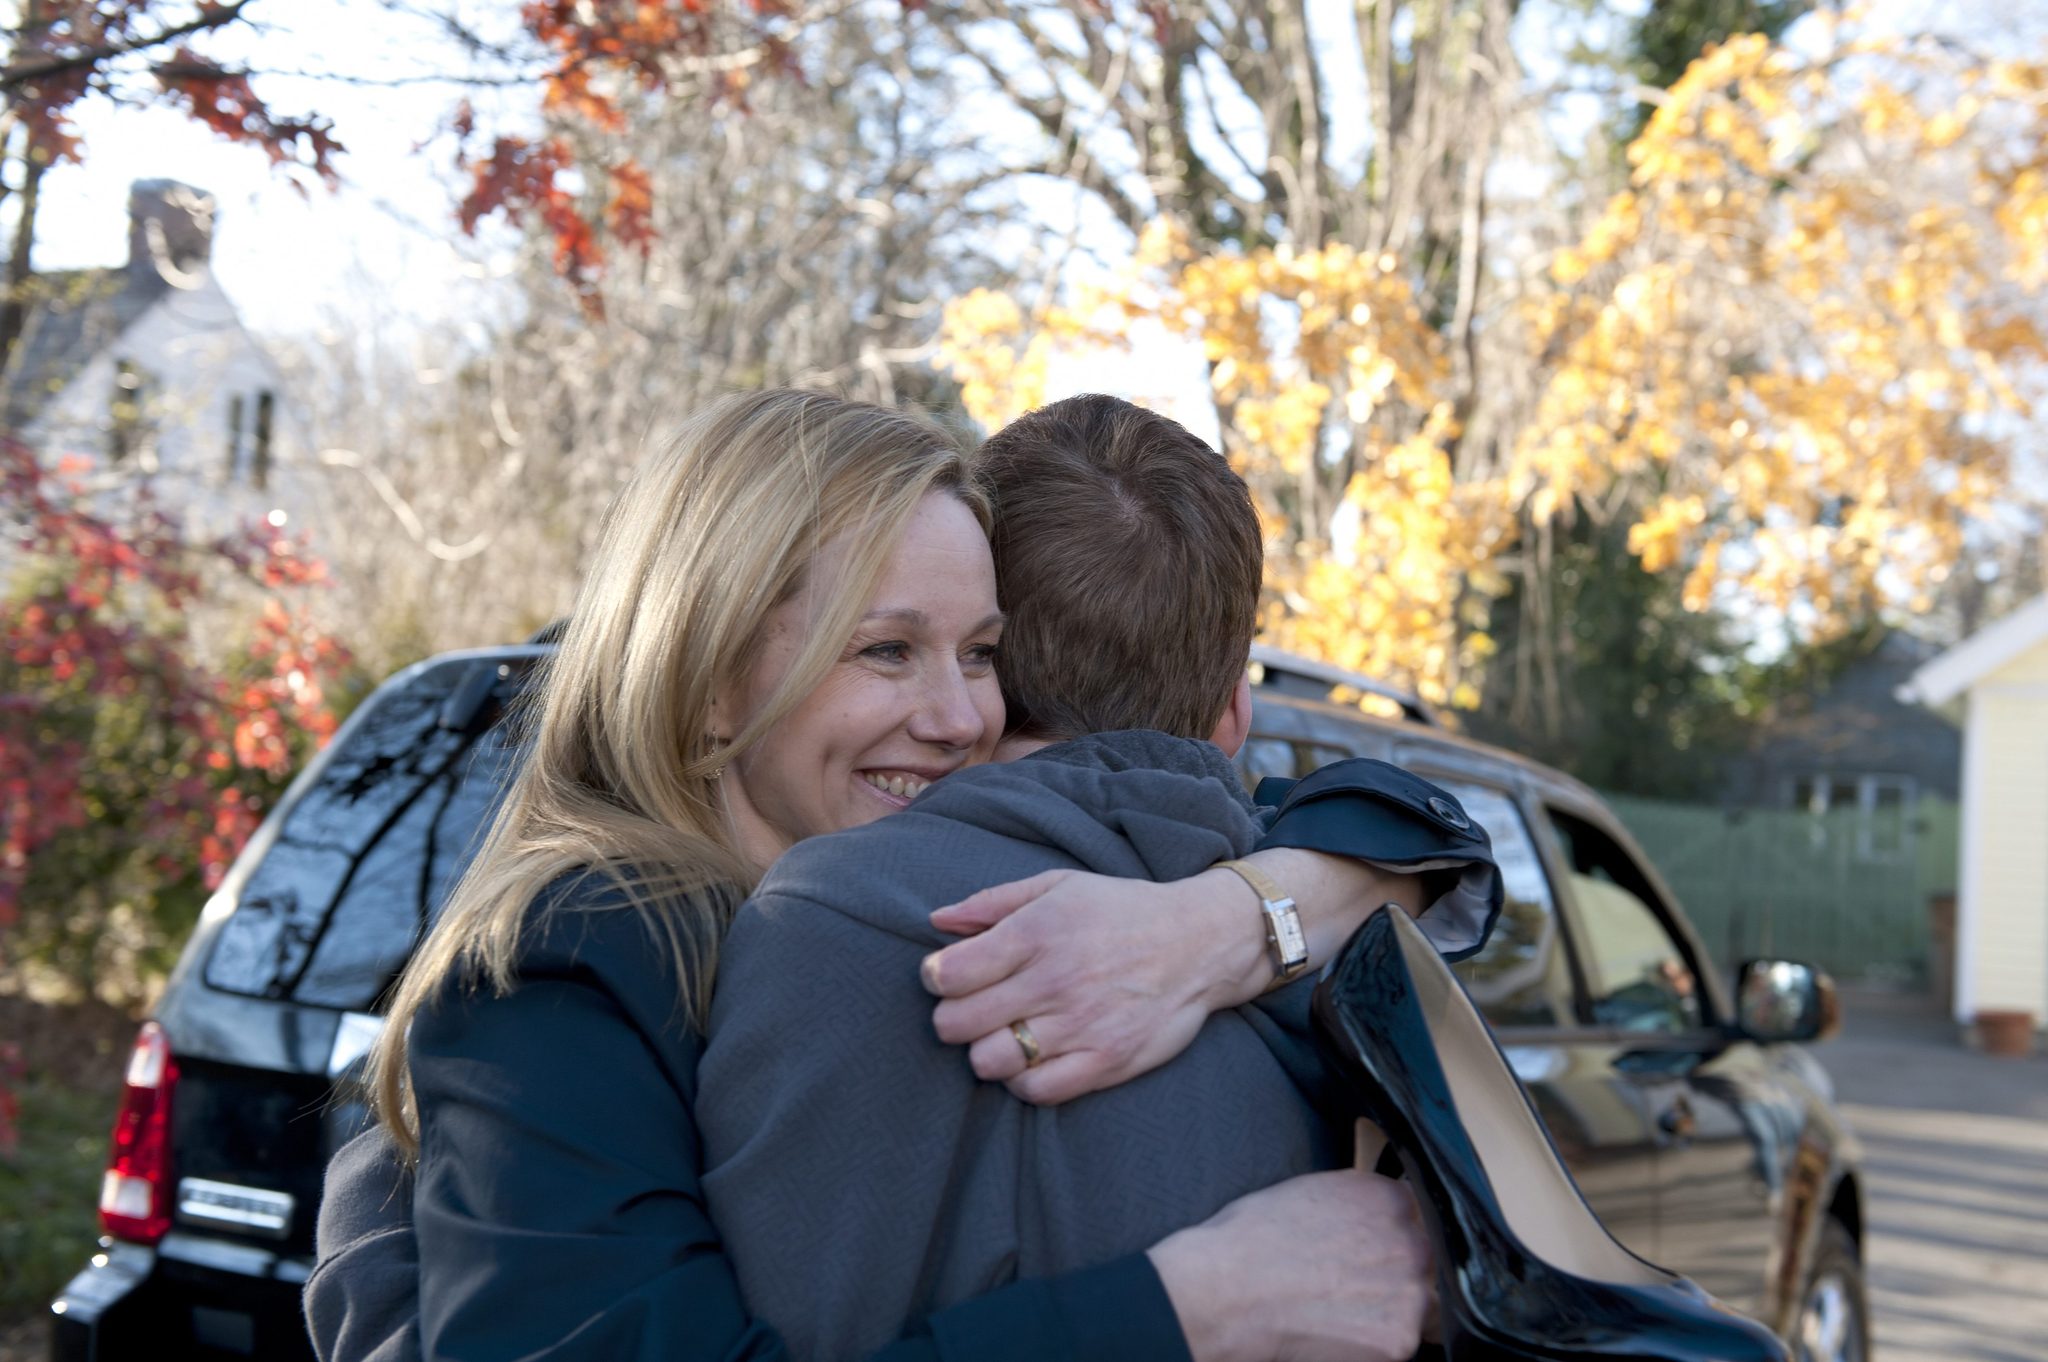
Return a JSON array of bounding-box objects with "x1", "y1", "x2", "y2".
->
[
  {"x1": 963, "y1": 643, "x2": 1000, "y2": 671},
  {"x1": 861, "y1": 641, "x2": 910, "y2": 664}
]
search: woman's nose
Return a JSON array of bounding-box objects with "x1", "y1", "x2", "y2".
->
[{"x1": 909, "y1": 662, "x2": 987, "y2": 750}]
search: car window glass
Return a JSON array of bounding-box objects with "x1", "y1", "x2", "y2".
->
[
  {"x1": 288, "y1": 775, "x2": 446, "y2": 1008},
  {"x1": 1237, "y1": 735, "x2": 1298, "y2": 789},
  {"x1": 292, "y1": 725, "x2": 522, "y2": 1009},
  {"x1": 1544, "y1": 808, "x2": 1703, "y2": 1035},
  {"x1": 1436, "y1": 782, "x2": 1574, "y2": 1029},
  {"x1": 204, "y1": 658, "x2": 526, "y2": 1007},
  {"x1": 425, "y1": 723, "x2": 522, "y2": 921},
  {"x1": 1299, "y1": 741, "x2": 1355, "y2": 771}
]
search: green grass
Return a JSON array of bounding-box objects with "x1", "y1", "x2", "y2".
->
[
  {"x1": 0, "y1": 1004, "x2": 127, "y2": 1328},
  {"x1": 0, "y1": 1071, "x2": 117, "y2": 1320}
]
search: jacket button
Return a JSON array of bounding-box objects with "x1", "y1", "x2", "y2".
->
[{"x1": 1427, "y1": 796, "x2": 1471, "y2": 830}]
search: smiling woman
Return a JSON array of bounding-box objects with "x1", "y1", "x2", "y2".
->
[
  {"x1": 715, "y1": 492, "x2": 1008, "y2": 863},
  {"x1": 366, "y1": 390, "x2": 991, "y2": 1145}
]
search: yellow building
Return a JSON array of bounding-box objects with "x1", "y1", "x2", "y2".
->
[{"x1": 1903, "y1": 595, "x2": 2048, "y2": 1043}]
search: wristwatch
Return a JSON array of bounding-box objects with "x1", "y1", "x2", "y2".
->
[{"x1": 1217, "y1": 858, "x2": 1309, "y2": 987}]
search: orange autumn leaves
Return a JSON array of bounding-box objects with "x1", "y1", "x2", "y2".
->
[{"x1": 941, "y1": 21, "x2": 2048, "y2": 711}]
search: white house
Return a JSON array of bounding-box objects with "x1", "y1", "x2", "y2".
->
[
  {"x1": 3, "y1": 179, "x2": 306, "y2": 531},
  {"x1": 1900, "y1": 594, "x2": 2048, "y2": 1049}
]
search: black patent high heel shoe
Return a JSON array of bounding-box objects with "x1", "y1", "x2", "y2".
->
[{"x1": 1312, "y1": 906, "x2": 1790, "y2": 1362}]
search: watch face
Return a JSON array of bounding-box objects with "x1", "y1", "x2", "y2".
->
[
  {"x1": 1276, "y1": 913, "x2": 1308, "y2": 965},
  {"x1": 1267, "y1": 901, "x2": 1309, "y2": 968}
]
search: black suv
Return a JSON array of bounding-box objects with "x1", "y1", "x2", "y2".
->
[{"x1": 50, "y1": 643, "x2": 1869, "y2": 1362}]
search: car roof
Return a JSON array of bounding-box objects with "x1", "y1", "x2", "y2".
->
[{"x1": 1246, "y1": 685, "x2": 1602, "y2": 806}]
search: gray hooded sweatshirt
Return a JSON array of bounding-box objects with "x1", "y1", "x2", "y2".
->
[{"x1": 696, "y1": 732, "x2": 1342, "y2": 1362}]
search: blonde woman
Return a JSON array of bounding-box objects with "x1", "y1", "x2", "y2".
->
[{"x1": 313, "y1": 389, "x2": 1491, "y2": 1362}]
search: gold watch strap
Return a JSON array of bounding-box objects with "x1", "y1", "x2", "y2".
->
[{"x1": 1216, "y1": 858, "x2": 1309, "y2": 984}]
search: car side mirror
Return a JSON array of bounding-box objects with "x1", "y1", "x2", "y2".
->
[{"x1": 1734, "y1": 959, "x2": 1840, "y2": 1043}]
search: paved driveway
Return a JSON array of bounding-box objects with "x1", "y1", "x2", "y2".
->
[{"x1": 1812, "y1": 990, "x2": 2048, "y2": 1362}]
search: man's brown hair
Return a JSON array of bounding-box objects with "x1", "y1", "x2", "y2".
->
[{"x1": 979, "y1": 393, "x2": 1262, "y2": 743}]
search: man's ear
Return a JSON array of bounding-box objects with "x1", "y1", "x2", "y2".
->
[{"x1": 1209, "y1": 672, "x2": 1254, "y2": 757}]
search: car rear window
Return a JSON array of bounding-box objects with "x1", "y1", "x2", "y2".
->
[{"x1": 202, "y1": 656, "x2": 531, "y2": 1009}]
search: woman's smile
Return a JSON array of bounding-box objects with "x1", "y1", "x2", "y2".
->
[{"x1": 858, "y1": 769, "x2": 941, "y2": 805}]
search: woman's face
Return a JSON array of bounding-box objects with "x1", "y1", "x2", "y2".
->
[{"x1": 718, "y1": 490, "x2": 1005, "y2": 870}]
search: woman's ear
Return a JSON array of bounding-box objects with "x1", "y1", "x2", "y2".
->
[
  {"x1": 1209, "y1": 673, "x2": 1254, "y2": 757},
  {"x1": 705, "y1": 682, "x2": 737, "y2": 745}
]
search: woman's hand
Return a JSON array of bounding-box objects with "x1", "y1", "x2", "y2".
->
[
  {"x1": 921, "y1": 867, "x2": 1263, "y2": 1106},
  {"x1": 1146, "y1": 1167, "x2": 1436, "y2": 1362},
  {"x1": 922, "y1": 853, "x2": 1425, "y2": 1106}
]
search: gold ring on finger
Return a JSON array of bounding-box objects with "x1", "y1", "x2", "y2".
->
[{"x1": 1010, "y1": 1020, "x2": 1043, "y2": 1068}]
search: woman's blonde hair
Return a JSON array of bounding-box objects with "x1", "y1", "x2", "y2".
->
[{"x1": 369, "y1": 389, "x2": 987, "y2": 1155}]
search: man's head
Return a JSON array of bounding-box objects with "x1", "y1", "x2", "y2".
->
[{"x1": 978, "y1": 393, "x2": 1262, "y2": 749}]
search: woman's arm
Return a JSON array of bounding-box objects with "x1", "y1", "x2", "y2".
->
[
  {"x1": 1172, "y1": 848, "x2": 1427, "y2": 1011},
  {"x1": 921, "y1": 854, "x2": 1411, "y2": 1103},
  {"x1": 922, "y1": 760, "x2": 1501, "y2": 1104}
]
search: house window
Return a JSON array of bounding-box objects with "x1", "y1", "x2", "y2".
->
[
  {"x1": 225, "y1": 394, "x2": 246, "y2": 483},
  {"x1": 252, "y1": 390, "x2": 275, "y2": 491},
  {"x1": 1782, "y1": 772, "x2": 1918, "y2": 863},
  {"x1": 1858, "y1": 776, "x2": 1915, "y2": 861},
  {"x1": 110, "y1": 360, "x2": 154, "y2": 465},
  {"x1": 1788, "y1": 775, "x2": 1859, "y2": 819}
]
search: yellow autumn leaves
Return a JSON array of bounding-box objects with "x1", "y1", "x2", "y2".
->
[
  {"x1": 1529, "y1": 19, "x2": 2045, "y2": 632},
  {"x1": 941, "y1": 234, "x2": 1507, "y2": 711},
  {"x1": 940, "y1": 18, "x2": 2048, "y2": 713}
]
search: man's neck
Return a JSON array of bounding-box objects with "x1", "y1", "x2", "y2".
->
[
  {"x1": 995, "y1": 724, "x2": 1236, "y2": 765},
  {"x1": 994, "y1": 733, "x2": 1054, "y2": 762}
]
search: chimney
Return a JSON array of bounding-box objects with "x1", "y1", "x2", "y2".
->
[{"x1": 127, "y1": 180, "x2": 216, "y2": 288}]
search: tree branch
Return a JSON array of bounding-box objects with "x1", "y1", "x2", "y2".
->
[
  {"x1": 934, "y1": 25, "x2": 1149, "y2": 234},
  {"x1": 1, "y1": 0, "x2": 256, "y2": 93},
  {"x1": 316, "y1": 446, "x2": 493, "y2": 562}
]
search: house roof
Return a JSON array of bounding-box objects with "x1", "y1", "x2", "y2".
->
[
  {"x1": 1, "y1": 266, "x2": 171, "y2": 430},
  {"x1": 1899, "y1": 592, "x2": 2048, "y2": 706},
  {"x1": 1718, "y1": 627, "x2": 1962, "y2": 802}
]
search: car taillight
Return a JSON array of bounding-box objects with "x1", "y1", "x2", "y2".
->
[{"x1": 99, "y1": 1021, "x2": 178, "y2": 1244}]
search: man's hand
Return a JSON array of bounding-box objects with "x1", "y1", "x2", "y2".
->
[
  {"x1": 922, "y1": 868, "x2": 1260, "y2": 1105},
  {"x1": 1147, "y1": 1169, "x2": 1436, "y2": 1362}
]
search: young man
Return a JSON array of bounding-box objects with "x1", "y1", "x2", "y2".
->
[{"x1": 693, "y1": 395, "x2": 1498, "y2": 1360}]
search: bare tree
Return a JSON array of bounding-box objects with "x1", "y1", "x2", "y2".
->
[
  {"x1": 912, "y1": 0, "x2": 1539, "y2": 501},
  {"x1": 297, "y1": 4, "x2": 1015, "y2": 669}
]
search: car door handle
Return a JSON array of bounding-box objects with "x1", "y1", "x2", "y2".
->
[{"x1": 1657, "y1": 1098, "x2": 1696, "y2": 1142}]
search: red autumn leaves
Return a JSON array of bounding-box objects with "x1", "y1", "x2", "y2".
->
[
  {"x1": 0, "y1": 438, "x2": 349, "y2": 934},
  {"x1": 4, "y1": 3, "x2": 820, "y2": 313},
  {"x1": 4, "y1": 4, "x2": 341, "y2": 180},
  {"x1": 455, "y1": 0, "x2": 806, "y2": 310}
]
